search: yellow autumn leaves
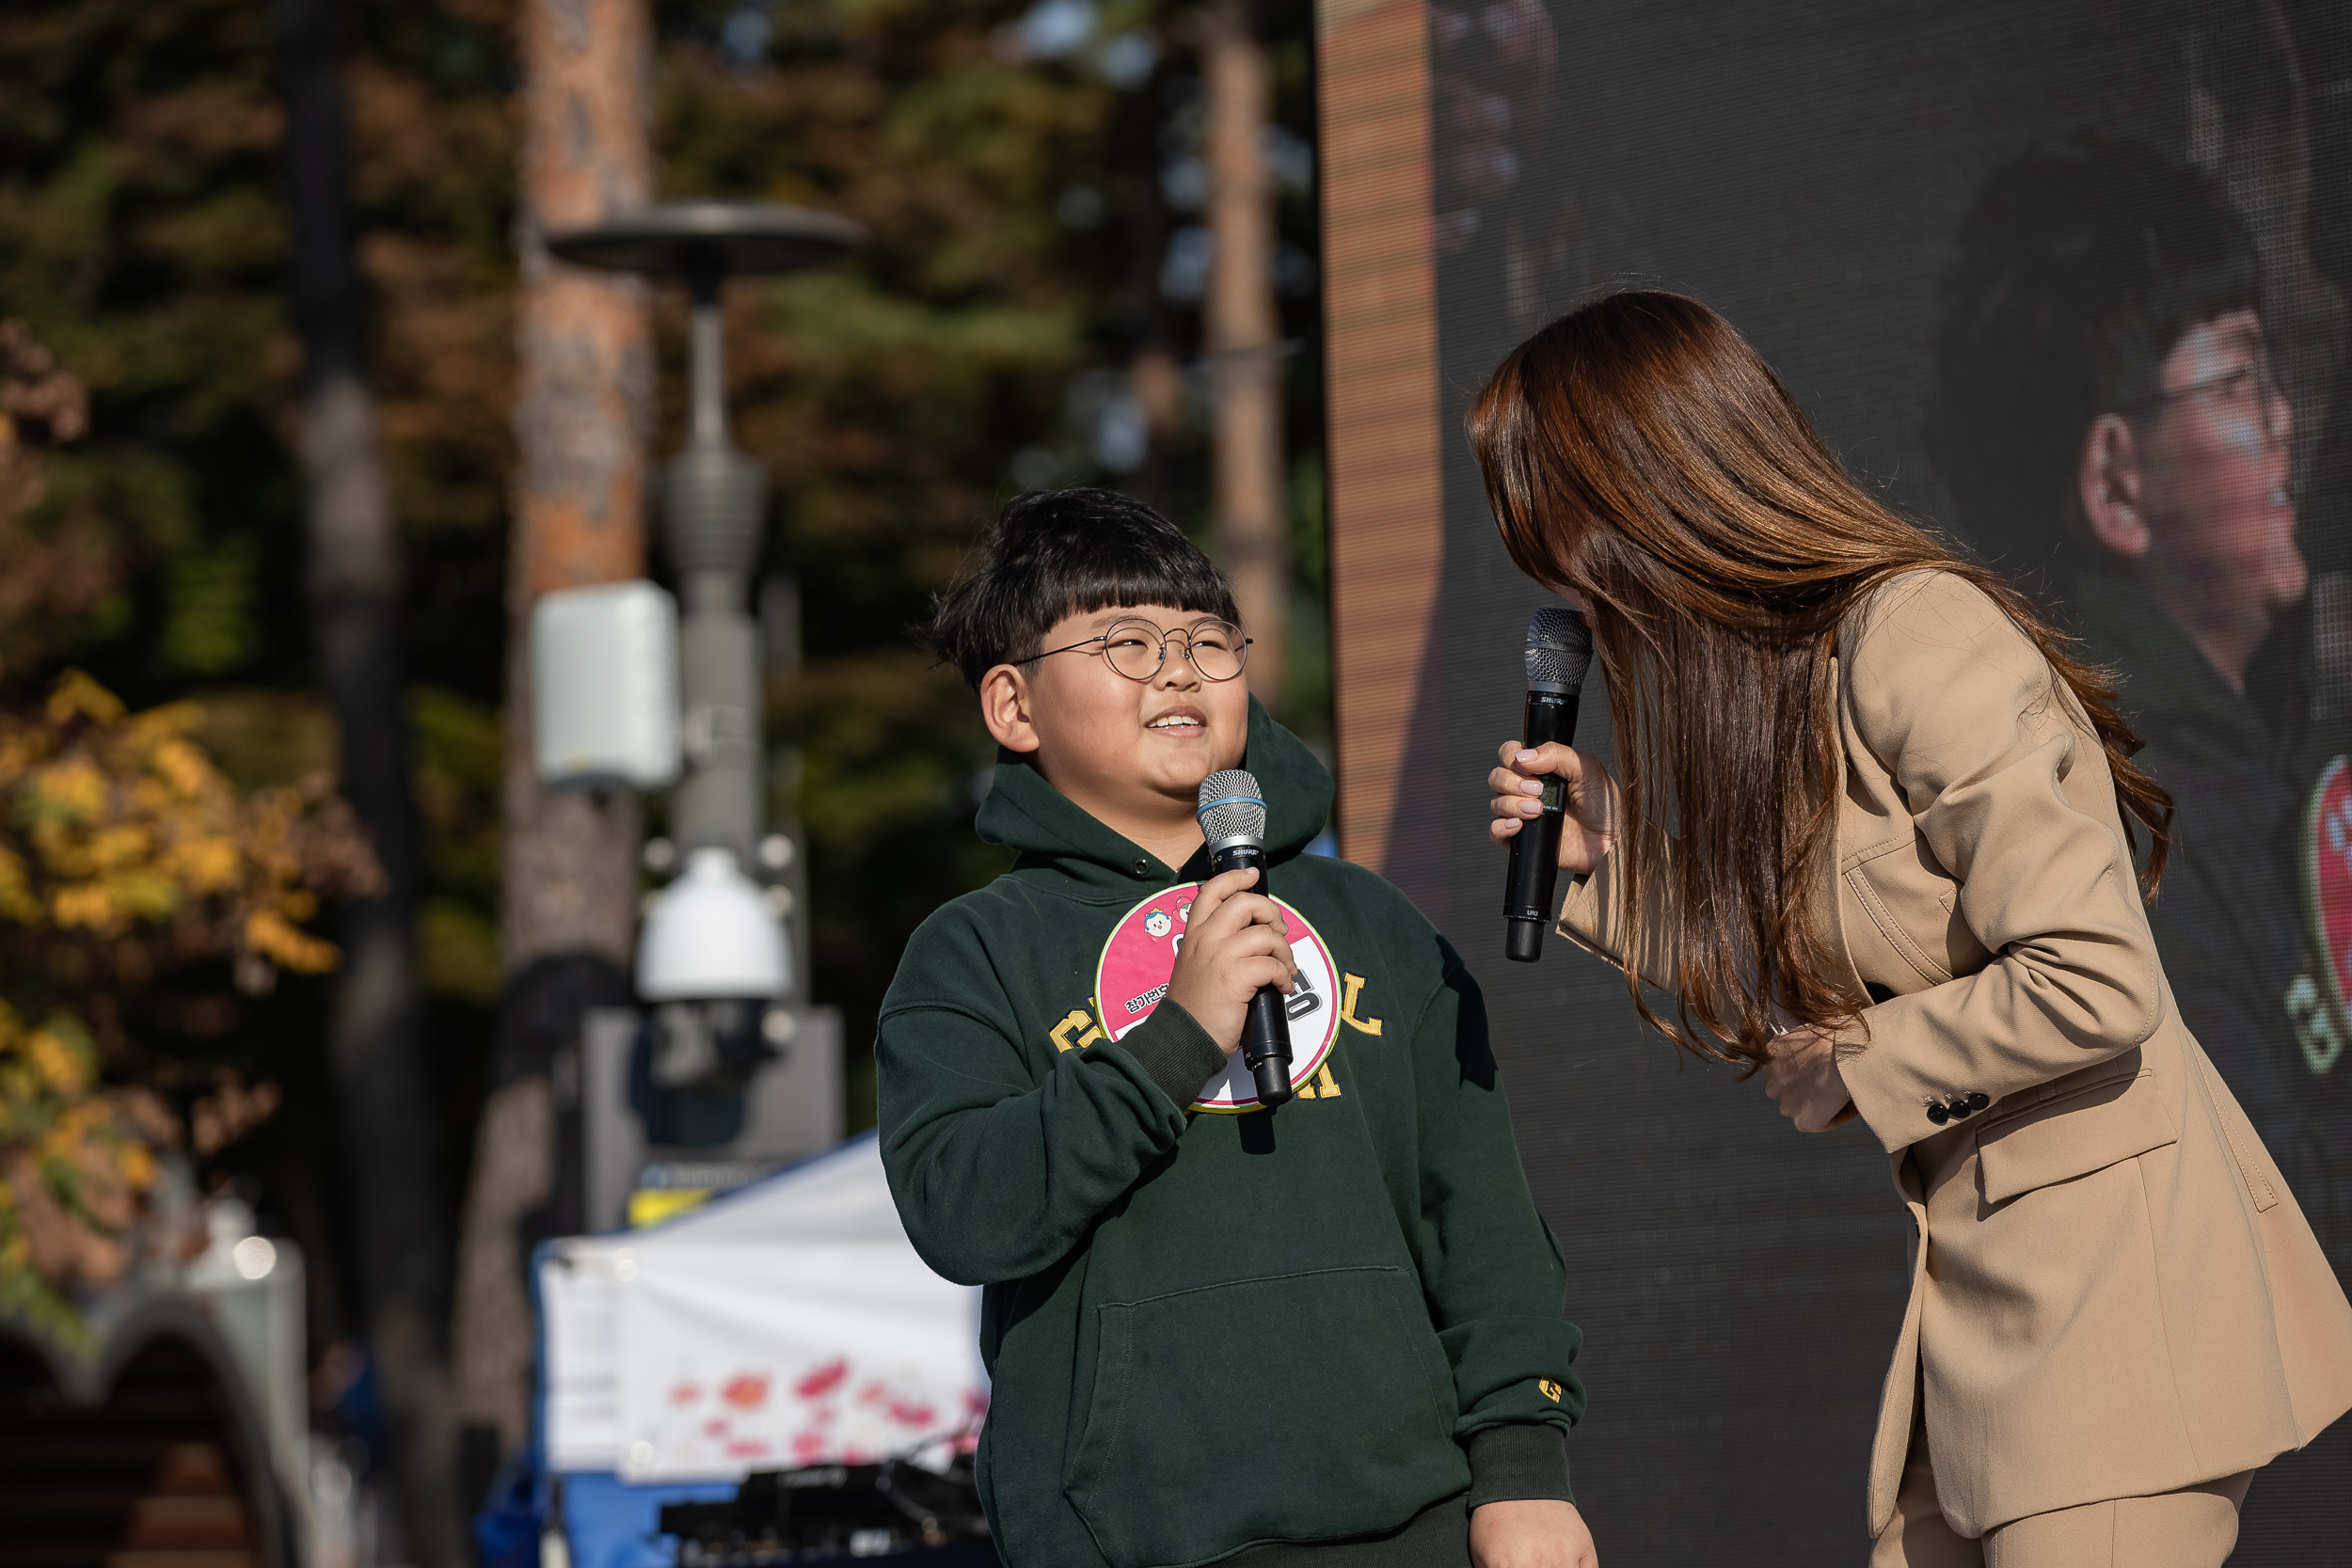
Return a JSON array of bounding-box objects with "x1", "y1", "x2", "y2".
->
[
  {"x1": 0, "y1": 670, "x2": 370, "y2": 974},
  {"x1": 0, "y1": 1006, "x2": 174, "y2": 1339},
  {"x1": 0, "y1": 669, "x2": 376, "y2": 1344}
]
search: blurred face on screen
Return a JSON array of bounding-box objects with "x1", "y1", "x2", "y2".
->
[{"x1": 2084, "y1": 308, "x2": 2304, "y2": 686}]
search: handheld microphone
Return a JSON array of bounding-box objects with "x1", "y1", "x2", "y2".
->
[
  {"x1": 1197, "y1": 768, "x2": 1294, "y2": 1106},
  {"x1": 1504, "y1": 607, "x2": 1595, "y2": 962}
]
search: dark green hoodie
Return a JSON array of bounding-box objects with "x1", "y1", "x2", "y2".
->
[{"x1": 877, "y1": 703, "x2": 1583, "y2": 1568}]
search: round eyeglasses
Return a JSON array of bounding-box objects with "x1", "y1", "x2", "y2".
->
[
  {"x1": 2121, "y1": 349, "x2": 2290, "y2": 440},
  {"x1": 1013, "y1": 617, "x2": 1252, "y2": 683}
]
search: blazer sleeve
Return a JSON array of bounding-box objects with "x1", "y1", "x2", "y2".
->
[{"x1": 1833, "y1": 576, "x2": 2165, "y2": 1152}]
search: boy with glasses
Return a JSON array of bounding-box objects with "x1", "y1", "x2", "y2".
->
[
  {"x1": 1931, "y1": 140, "x2": 2315, "y2": 1134},
  {"x1": 876, "y1": 488, "x2": 1595, "y2": 1568},
  {"x1": 1931, "y1": 141, "x2": 2352, "y2": 1539}
]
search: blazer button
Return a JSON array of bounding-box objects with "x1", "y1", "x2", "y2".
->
[
  {"x1": 1963, "y1": 1091, "x2": 1990, "y2": 1112},
  {"x1": 1945, "y1": 1093, "x2": 1974, "y2": 1120},
  {"x1": 1925, "y1": 1100, "x2": 1950, "y2": 1125}
]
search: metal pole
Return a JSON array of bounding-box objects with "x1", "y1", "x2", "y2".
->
[{"x1": 664, "y1": 259, "x2": 767, "y2": 863}]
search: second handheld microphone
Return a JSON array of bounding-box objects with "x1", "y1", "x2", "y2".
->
[
  {"x1": 1504, "y1": 607, "x2": 1595, "y2": 963},
  {"x1": 1196, "y1": 768, "x2": 1294, "y2": 1106}
]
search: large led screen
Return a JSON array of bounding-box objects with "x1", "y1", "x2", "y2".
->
[{"x1": 1322, "y1": 1, "x2": 2352, "y2": 1560}]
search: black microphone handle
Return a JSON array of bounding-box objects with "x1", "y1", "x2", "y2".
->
[
  {"x1": 1503, "y1": 689, "x2": 1582, "y2": 962},
  {"x1": 1206, "y1": 843, "x2": 1295, "y2": 1105}
]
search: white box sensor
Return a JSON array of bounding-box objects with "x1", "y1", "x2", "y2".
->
[{"x1": 531, "y1": 580, "x2": 682, "y2": 789}]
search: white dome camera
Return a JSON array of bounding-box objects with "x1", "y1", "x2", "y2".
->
[{"x1": 636, "y1": 847, "x2": 793, "y2": 1003}]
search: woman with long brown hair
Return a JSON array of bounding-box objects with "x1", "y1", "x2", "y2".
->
[{"x1": 1474, "y1": 291, "x2": 2352, "y2": 1567}]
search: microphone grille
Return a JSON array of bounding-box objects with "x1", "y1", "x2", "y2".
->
[
  {"x1": 1197, "y1": 768, "x2": 1267, "y2": 845},
  {"x1": 1525, "y1": 607, "x2": 1594, "y2": 689}
]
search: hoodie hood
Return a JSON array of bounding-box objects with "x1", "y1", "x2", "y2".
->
[{"x1": 975, "y1": 697, "x2": 1333, "y2": 891}]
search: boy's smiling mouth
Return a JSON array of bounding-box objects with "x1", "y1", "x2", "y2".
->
[{"x1": 1146, "y1": 707, "x2": 1207, "y2": 733}]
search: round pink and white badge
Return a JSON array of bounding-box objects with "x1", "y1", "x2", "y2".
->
[{"x1": 1093, "y1": 883, "x2": 1341, "y2": 1112}]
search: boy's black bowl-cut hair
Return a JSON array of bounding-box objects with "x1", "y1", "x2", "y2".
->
[{"x1": 928, "y1": 488, "x2": 1242, "y2": 689}]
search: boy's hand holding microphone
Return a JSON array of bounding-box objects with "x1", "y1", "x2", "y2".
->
[
  {"x1": 1167, "y1": 769, "x2": 1295, "y2": 1103},
  {"x1": 1165, "y1": 866, "x2": 1292, "y2": 1055}
]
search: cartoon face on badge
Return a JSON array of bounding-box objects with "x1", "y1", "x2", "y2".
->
[
  {"x1": 1143, "y1": 909, "x2": 1174, "y2": 941},
  {"x1": 1176, "y1": 900, "x2": 1193, "y2": 924}
]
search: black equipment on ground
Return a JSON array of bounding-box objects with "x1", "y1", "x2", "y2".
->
[
  {"x1": 1197, "y1": 768, "x2": 1294, "y2": 1106},
  {"x1": 658, "y1": 1455, "x2": 993, "y2": 1565},
  {"x1": 1504, "y1": 608, "x2": 1595, "y2": 963}
]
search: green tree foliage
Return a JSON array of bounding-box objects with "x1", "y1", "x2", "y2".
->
[
  {"x1": 1, "y1": 0, "x2": 1321, "y2": 1217},
  {"x1": 0, "y1": 1, "x2": 299, "y2": 697}
]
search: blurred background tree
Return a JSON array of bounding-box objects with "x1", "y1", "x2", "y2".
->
[
  {"x1": 0, "y1": 323, "x2": 376, "y2": 1350},
  {"x1": 0, "y1": 0, "x2": 1323, "y2": 1544},
  {"x1": 0, "y1": 668, "x2": 378, "y2": 1341}
]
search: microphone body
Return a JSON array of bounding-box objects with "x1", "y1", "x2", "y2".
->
[
  {"x1": 1504, "y1": 609, "x2": 1595, "y2": 963},
  {"x1": 1206, "y1": 837, "x2": 1295, "y2": 1106},
  {"x1": 1503, "y1": 688, "x2": 1581, "y2": 961},
  {"x1": 1197, "y1": 768, "x2": 1294, "y2": 1106}
]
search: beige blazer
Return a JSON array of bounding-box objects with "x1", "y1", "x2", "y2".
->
[{"x1": 1559, "y1": 570, "x2": 2352, "y2": 1539}]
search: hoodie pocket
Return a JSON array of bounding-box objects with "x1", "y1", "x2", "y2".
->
[{"x1": 1063, "y1": 1266, "x2": 1467, "y2": 1568}]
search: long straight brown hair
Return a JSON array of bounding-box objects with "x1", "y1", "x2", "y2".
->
[{"x1": 1470, "y1": 291, "x2": 2171, "y2": 1066}]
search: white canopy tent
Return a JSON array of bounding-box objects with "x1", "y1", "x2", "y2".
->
[{"x1": 537, "y1": 1132, "x2": 985, "y2": 1486}]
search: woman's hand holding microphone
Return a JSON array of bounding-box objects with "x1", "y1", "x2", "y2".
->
[
  {"x1": 1486, "y1": 739, "x2": 1617, "y2": 873},
  {"x1": 1486, "y1": 737, "x2": 1855, "y2": 1134}
]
